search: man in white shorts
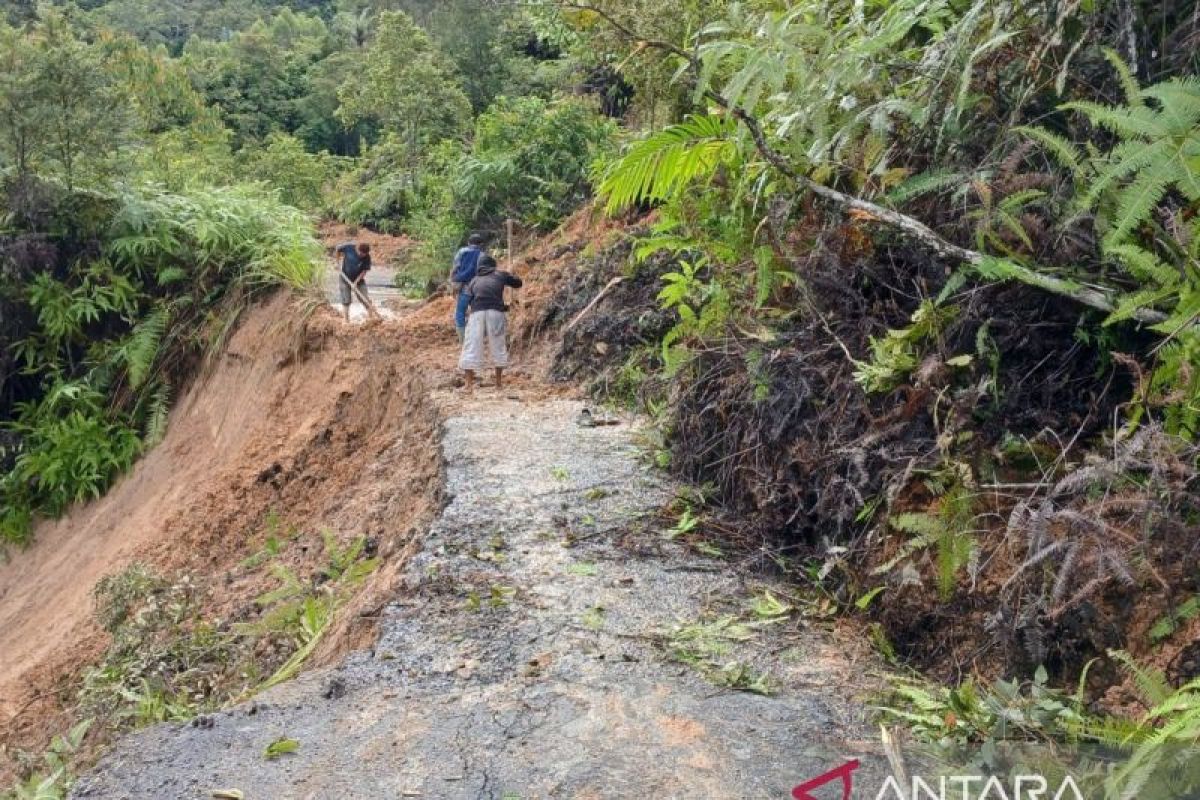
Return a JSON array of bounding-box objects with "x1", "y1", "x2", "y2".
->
[{"x1": 458, "y1": 255, "x2": 523, "y2": 391}]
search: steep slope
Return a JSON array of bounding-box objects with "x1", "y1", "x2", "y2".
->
[{"x1": 0, "y1": 289, "x2": 444, "y2": 775}]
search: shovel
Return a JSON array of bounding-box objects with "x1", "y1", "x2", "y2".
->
[{"x1": 339, "y1": 270, "x2": 383, "y2": 321}]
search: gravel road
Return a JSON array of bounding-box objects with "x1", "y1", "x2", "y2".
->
[{"x1": 72, "y1": 396, "x2": 887, "y2": 800}]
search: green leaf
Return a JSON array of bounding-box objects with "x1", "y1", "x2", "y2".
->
[
  {"x1": 598, "y1": 115, "x2": 738, "y2": 214},
  {"x1": 855, "y1": 586, "x2": 887, "y2": 610},
  {"x1": 263, "y1": 737, "x2": 300, "y2": 760}
]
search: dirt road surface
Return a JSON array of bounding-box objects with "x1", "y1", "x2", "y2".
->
[{"x1": 72, "y1": 392, "x2": 886, "y2": 799}]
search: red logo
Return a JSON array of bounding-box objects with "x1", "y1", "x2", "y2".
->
[{"x1": 792, "y1": 759, "x2": 861, "y2": 800}]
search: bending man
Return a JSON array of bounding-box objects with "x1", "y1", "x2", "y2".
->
[
  {"x1": 336, "y1": 241, "x2": 372, "y2": 323},
  {"x1": 458, "y1": 255, "x2": 523, "y2": 391}
]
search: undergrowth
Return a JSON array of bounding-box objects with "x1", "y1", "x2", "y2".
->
[
  {"x1": 544, "y1": 0, "x2": 1200, "y2": 786},
  {"x1": 880, "y1": 654, "x2": 1200, "y2": 799},
  {"x1": 0, "y1": 180, "x2": 322, "y2": 546},
  {"x1": 1, "y1": 522, "x2": 377, "y2": 798}
]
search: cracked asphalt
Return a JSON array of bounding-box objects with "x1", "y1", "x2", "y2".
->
[{"x1": 72, "y1": 396, "x2": 887, "y2": 800}]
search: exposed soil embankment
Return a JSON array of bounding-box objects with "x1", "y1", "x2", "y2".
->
[{"x1": 0, "y1": 290, "x2": 444, "y2": 776}]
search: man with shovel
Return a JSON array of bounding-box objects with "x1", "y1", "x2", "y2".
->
[{"x1": 336, "y1": 241, "x2": 380, "y2": 323}]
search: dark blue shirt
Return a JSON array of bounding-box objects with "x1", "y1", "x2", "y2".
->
[
  {"x1": 452, "y1": 245, "x2": 482, "y2": 285},
  {"x1": 337, "y1": 243, "x2": 369, "y2": 281}
]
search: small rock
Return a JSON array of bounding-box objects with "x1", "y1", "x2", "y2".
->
[
  {"x1": 323, "y1": 676, "x2": 348, "y2": 700},
  {"x1": 256, "y1": 462, "x2": 283, "y2": 483}
]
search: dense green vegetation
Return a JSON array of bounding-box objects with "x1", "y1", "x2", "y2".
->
[
  {"x1": 551, "y1": 1, "x2": 1199, "y2": 794},
  {"x1": 2, "y1": 0, "x2": 1199, "y2": 796}
]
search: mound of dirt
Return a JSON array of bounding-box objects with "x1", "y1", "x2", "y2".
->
[{"x1": 0, "y1": 291, "x2": 446, "y2": 777}]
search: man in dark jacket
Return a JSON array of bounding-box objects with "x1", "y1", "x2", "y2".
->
[
  {"x1": 458, "y1": 255, "x2": 523, "y2": 391},
  {"x1": 336, "y1": 241, "x2": 372, "y2": 323}
]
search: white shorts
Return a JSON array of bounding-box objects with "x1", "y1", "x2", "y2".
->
[{"x1": 458, "y1": 309, "x2": 509, "y2": 371}]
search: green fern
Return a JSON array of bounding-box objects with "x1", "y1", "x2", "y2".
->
[
  {"x1": 1100, "y1": 655, "x2": 1200, "y2": 800},
  {"x1": 1103, "y1": 48, "x2": 1144, "y2": 109},
  {"x1": 854, "y1": 300, "x2": 959, "y2": 393},
  {"x1": 1149, "y1": 335, "x2": 1200, "y2": 439},
  {"x1": 884, "y1": 169, "x2": 967, "y2": 205},
  {"x1": 1040, "y1": 62, "x2": 1200, "y2": 439},
  {"x1": 120, "y1": 307, "x2": 169, "y2": 390},
  {"x1": 1110, "y1": 649, "x2": 1172, "y2": 708},
  {"x1": 1060, "y1": 74, "x2": 1200, "y2": 247},
  {"x1": 1149, "y1": 595, "x2": 1200, "y2": 644},
  {"x1": 874, "y1": 479, "x2": 976, "y2": 601},
  {"x1": 143, "y1": 382, "x2": 170, "y2": 447},
  {"x1": 1015, "y1": 125, "x2": 1083, "y2": 172},
  {"x1": 971, "y1": 255, "x2": 1087, "y2": 299},
  {"x1": 155, "y1": 266, "x2": 188, "y2": 286},
  {"x1": 598, "y1": 115, "x2": 739, "y2": 214}
]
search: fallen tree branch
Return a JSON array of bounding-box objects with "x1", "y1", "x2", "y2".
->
[
  {"x1": 724, "y1": 90, "x2": 1167, "y2": 324},
  {"x1": 563, "y1": 276, "x2": 624, "y2": 333},
  {"x1": 555, "y1": 1, "x2": 1168, "y2": 326}
]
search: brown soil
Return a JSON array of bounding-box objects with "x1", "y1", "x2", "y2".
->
[
  {"x1": 0, "y1": 214, "x2": 602, "y2": 781},
  {"x1": 319, "y1": 221, "x2": 415, "y2": 269},
  {"x1": 0, "y1": 294, "x2": 442, "y2": 773}
]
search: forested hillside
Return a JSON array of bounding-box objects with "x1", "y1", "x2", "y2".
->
[{"x1": 2, "y1": 0, "x2": 1199, "y2": 797}]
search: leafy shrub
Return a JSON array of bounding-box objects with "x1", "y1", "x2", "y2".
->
[
  {"x1": 882, "y1": 654, "x2": 1200, "y2": 800},
  {"x1": 878, "y1": 666, "x2": 1088, "y2": 750},
  {"x1": 0, "y1": 719, "x2": 91, "y2": 800},
  {"x1": 6, "y1": 397, "x2": 141, "y2": 519},
  {"x1": 238, "y1": 133, "x2": 351, "y2": 213},
  {"x1": 453, "y1": 95, "x2": 616, "y2": 229},
  {"x1": 106, "y1": 184, "x2": 323, "y2": 291},
  {"x1": 402, "y1": 211, "x2": 465, "y2": 297},
  {"x1": 329, "y1": 134, "x2": 420, "y2": 232}
]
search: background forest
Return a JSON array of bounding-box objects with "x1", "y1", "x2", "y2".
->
[{"x1": 2, "y1": 0, "x2": 1200, "y2": 797}]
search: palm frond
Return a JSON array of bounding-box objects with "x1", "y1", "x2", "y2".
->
[{"x1": 598, "y1": 115, "x2": 739, "y2": 214}]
